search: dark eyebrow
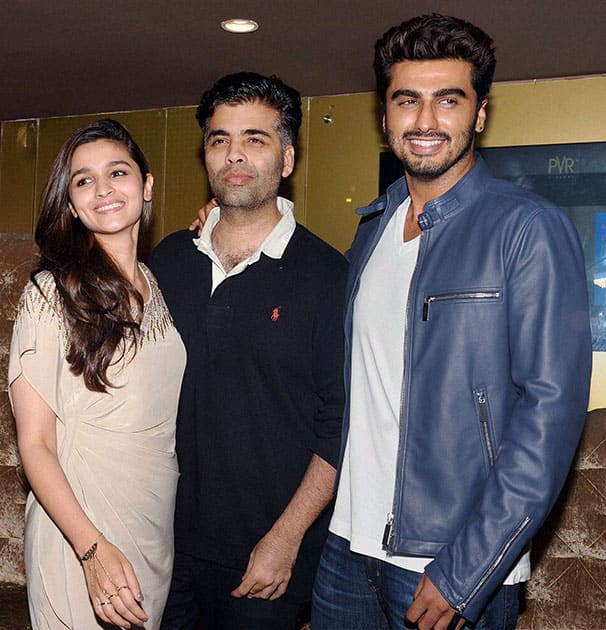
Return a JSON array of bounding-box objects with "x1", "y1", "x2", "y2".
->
[
  {"x1": 434, "y1": 88, "x2": 468, "y2": 99},
  {"x1": 390, "y1": 87, "x2": 469, "y2": 101},
  {"x1": 207, "y1": 128, "x2": 272, "y2": 139},
  {"x1": 390, "y1": 89, "x2": 421, "y2": 101},
  {"x1": 207, "y1": 129, "x2": 228, "y2": 139},
  {"x1": 242, "y1": 128, "x2": 272, "y2": 138}
]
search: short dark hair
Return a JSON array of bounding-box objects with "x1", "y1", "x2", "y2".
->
[
  {"x1": 374, "y1": 14, "x2": 496, "y2": 105},
  {"x1": 196, "y1": 71, "x2": 302, "y2": 147}
]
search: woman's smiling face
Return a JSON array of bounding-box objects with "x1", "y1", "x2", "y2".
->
[{"x1": 68, "y1": 138, "x2": 153, "y2": 242}]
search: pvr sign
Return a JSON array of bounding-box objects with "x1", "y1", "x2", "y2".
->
[{"x1": 548, "y1": 156, "x2": 575, "y2": 174}]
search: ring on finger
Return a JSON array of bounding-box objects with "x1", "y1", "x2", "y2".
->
[{"x1": 116, "y1": 585, "x2": 129, "y2": 594}]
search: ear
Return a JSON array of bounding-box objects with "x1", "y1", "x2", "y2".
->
[
  {"x1": 382, "y1": 112, "x2": 386, "y2": 134},
  {"x1": 143, "y1": 173, "x2": 154, "y2": 202},
  {"x1": 281, "y1": 145, "x2": 295, "y2": 178},
  {"x1": 68, "y1": 201, "x2": 78, "y2": 219},
  {"x1": 475, "y1": 99, "x2": 488, "y2": 133}
]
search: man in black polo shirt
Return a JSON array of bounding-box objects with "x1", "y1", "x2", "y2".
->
[{"x1": 150, "y1": 72, "x2": 347, "y2": 629}]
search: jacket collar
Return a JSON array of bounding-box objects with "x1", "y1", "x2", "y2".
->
[{"x1": 357, "y1": 153, "x2": 491, "y2": 230}]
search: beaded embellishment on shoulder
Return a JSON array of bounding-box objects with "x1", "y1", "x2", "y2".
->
[
  {"x1": 137, "y1": 264, "x2": 175, "y2": 345},
  {"x1": 14, "y1": 271, "x2": 68, "y2": 342},
  {"x1": 14, "y1": 267, "x2": 174, "y2": 349}
]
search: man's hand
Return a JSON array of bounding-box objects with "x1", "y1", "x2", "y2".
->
[
  {"x1": 188, "y1": 198, "x2": 218, "y2": 235},
  {"x1": 230, "y1": 455, "x2": 335, "y2": 602},
  {"x1": 406, "y1": 573, "x2": 466, "y2": 630},
  {"x1": 230, "y1": 528, "x2": 301, "y2": 601}
]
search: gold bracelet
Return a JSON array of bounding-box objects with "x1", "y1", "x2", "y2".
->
[{"x1": 80, "y1": 532, "x2": 103, "y2": 562}]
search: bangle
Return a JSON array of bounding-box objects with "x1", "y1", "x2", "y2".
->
[{"x1": 80, "y1": 532, "x2": 103, "y2": 562}]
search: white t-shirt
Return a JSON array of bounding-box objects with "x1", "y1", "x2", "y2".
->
[{"x1": 330, "y1": 197, "x2": 530, "y2": 583}]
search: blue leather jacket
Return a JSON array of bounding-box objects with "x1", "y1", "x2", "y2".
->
[{"x1": 340, "y1": 155, "x2": 592, "y2": 621}]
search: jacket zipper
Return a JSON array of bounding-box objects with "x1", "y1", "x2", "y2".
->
[
  {"x1": 455, "y1": 516, "x2": 531, "y2": 613},
  {"x1": 382, "y1": 512, "x2": 394, "y2": 549},
  {"x1": 386, "y1": 226, "x2": 427, "y2": 554},
  {"x1": 475, "y1": 389, "x2": 495, "y2": 467},
  {"x1": 423, "y1": 290, "x2": 500, "y2": 321}
]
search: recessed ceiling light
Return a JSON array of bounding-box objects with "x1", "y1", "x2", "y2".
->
[{"x1": 221, "y1": 18, "x2": 259, "y2": 34}]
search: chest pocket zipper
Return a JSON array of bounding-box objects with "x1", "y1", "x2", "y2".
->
[
  {"x1": 422, "y1": 290, "x2": 500, "y2": 321},
  {"x1": 475, "y1": 389, "x2": 495, "y2": 467}
]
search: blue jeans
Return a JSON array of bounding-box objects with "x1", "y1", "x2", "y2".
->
[{"x1": 312, "y1": 533, "x2": 520, "y2": 630}]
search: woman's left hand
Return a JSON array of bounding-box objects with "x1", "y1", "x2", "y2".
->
[{"x1": 82, "y1": 535, "x2": 148, "y2": 629}]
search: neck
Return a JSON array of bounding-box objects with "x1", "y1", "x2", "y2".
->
[
  {"x1": 94, "y1": 232, "x2": 147, "y2": 299},
  {"x1": 212, "y1": 200, "x2": 282, "y2": 263},
  {"x1": 115, "y1": 255, "x2": 141, "y2": 285}
]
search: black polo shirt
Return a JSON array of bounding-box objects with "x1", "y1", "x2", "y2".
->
[{"x1": 150, "y1": 224, "x2": 347, "y2": 601}]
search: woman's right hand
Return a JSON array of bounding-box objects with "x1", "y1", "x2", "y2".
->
[
  {"x1": 81, "y1": 535, "x2": 148, "y2": 629},
  {"x1": 188, "y1": 198, "x2": 218, "y2": 236}
]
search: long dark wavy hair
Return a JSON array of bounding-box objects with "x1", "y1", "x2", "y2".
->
[{"x1": 33, "y1": 119, "x2": 152, "y2": 393}]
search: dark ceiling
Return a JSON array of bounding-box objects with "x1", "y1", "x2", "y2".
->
[{"x1": 2, "y1": 0, "x2": 605, "y2": 122}]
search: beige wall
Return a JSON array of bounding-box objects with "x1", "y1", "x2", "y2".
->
[
  {"x1": 0, "y1": 106, "x2": 310, "y2": 249},
  {"x1": 1, "y1": 75, "x2": 605, "y2": 406}
]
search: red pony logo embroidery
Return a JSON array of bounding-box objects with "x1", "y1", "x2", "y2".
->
[{"x1": 271, "y1": 307, "x2": 281, "y2": 322}]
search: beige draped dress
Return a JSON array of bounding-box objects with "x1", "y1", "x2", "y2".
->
[{"x1": 9, "y1": 267, "x2": 186, "y2": 629}]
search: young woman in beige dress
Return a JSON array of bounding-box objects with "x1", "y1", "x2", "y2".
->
[{"x1": 9, "y1": 119, "x2": 186, "y2": 629}]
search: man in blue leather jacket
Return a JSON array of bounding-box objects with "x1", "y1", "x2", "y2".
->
[{"x1": 312, "y1": 14, "x2": 592, "y2": 630}]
